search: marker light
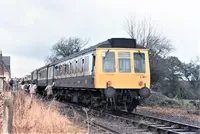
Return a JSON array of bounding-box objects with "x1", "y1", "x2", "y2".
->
[
  {"x1": 139, "y1": 81, "x2": 143, "y2": 86},
  {"x1": 107, "y1": 81, "x2": 112, "y2": 87}
]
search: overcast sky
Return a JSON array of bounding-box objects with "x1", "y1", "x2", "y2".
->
[{"x1": 0, "y1": 0, "x2": 199, "y2": 78}]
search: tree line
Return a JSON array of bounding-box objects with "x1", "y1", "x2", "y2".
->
[{"x1": 45, "y1": 16, "x2": 200, "y2": 100}]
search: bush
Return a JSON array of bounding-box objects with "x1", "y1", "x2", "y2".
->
[
  {"x1": 157, "y1": 98, "x2": 181, "y2": 107},
  {"x1": 142, "y1": 91, "x2": 169, "y2": 106},
  {"x1": 142, "y1": 91, "x2": 200, "y2": 115},
  {"x1": 142, "y1": 91, "x2": 184, "y2": 107},
  {"x1": 186, "y1": 100, "x2": 200, "y2": 115},
  {"x1": 182, "y1": 88, "x2": 198, "y2": 100}
]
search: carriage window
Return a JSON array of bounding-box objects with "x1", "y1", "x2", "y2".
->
[
  {"x1": 63, "y1": 64, "x2": 66, "y2": 74},
  {"x1": 45, "y1": 69, "x2": 47, "y2": 77},
  {"x1": 74, "y1": 62, "x2": 76, "y2": 74},
  {"x1": 54, "y1": 66, "x2": 58, "y2": 76},
  {"x1": 42, "y1": 70, "x2": 44, "y2": 78},
  {"x1": 84, "y1": 56, "x2": 89, "y2": 72},
  {"x1": 70, "y1": 62, "x2": 73, "y2": 74},
  {"x1": 72, "y1": 61, "x2": 76, "y2": 74},
  {"x1": 118, "y1": 52, "x2": 131, "y2": 72},
  {"x1": 49, "y1": 67, "x2": 52, "y2": 77},
  {"x1": 58, "y1": 65, "x2": 61, "y2": 75},
  {"x1": 77, "y1": 60, "x2": 80, "y2": 73},
  {"x1": 82, "y1": 59, "x2": 84, "y2": 72},
  {"x1": 62, "y1": 64, "x2": 65, "y2": 75},
  {"x1": 134, "y1": 52, "x2": 145, "y2": 73},
  {"x1": 51, "y1": 68, "x2": 52, "y2": 77},
  {"x1": 60, "y1": 65, "x2": 63, "y2": 75},
  {"x1": 75, "y1": 61, "x2": 78, "y2": 73},
  {"x1": 77, "y1": 59, "x2": 82, "y2": 73},
  {"x1": 66, "y1": 64, "x2": 69, "y2": 74},
  {"x1": 60, "y1": 65, "x2": 62, "y2": 75},
  {"x1": 48, "y1": 68, "x2": 50, "y2": 77},
  {"x1": 74, "y1": 62, "x2": 76, "y2": 73},
  {"x1": 102, "y1": 51, "x2": 115, "y2": 72},
  {"x1": 54, "y1": 66, "x2": 57, "y2": 76}
]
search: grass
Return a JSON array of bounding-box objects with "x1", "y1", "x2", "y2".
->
[{"x1": 12, "y1": 91, "x2": 86, "y2": 134}]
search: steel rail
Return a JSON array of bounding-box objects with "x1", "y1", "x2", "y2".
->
[
  {"x1": 88, "y1": 121, "x2": 120, "y2": 134},
  {"x1": 97, "y1": 110, "x2": 200, "y2": 134}
]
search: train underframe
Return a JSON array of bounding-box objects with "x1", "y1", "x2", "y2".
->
[{"x1": 38, "y1": 86, "x2": 150, "y2": 113}]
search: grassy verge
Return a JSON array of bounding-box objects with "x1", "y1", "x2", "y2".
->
[
  {"x1": 12, "y1": 91, "x2": 85, "y2": 134},
  {"x1": 142, "y1": 91, "x2": 200, "y2": 115}
]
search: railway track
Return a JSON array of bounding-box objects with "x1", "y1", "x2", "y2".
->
[
  {"x1": 94, "y1": 110, "x2": 200, "y2": 134},
  {"x1": 61, "y1": 101, "x2": 200, "y2": 134},
  {"x1": 87, "y1": 120, "x2": 121, "y2": 134},
  {"x1": 59, "y1": 102, "x2": 121, "y2": 134},
  {"x1": 120, "y1": 111, "x2": 200, "y2": 134}
]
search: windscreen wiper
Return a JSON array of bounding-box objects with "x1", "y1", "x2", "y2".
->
[
  {"x1": 103, "y1": 49, "x2": 110, "y2": 61},
  {"x1": 138, "y1": 50, "x2": 144, "y2": 59}
]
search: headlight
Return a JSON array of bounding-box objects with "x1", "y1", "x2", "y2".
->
[
  {"x1": 139, "y1": 87, "x2": 151, "y2": 98},
  {"x1": 104, "y1": 87, "x2": 116, "y2": 98}
]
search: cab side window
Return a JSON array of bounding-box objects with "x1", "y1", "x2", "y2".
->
[{"x1": 134, "y1": 53, "x2": 145, "y2": 73}]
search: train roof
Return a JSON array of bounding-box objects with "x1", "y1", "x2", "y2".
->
[
  {"x1": 31, "y1": 64, "x2": 48, "y2": 73},
  {"x1": 49, "y1": 38, "x2": 145, "y2": 66},
  {"x1": 33, "y1": 38, "x2": 146, "y2": 72}
]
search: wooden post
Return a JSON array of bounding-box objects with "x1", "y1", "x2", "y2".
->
[
  {"x1": 3, "y1": 91, "x2": 15, "y2": 134},
  {"x1": 0, "y1": 77, "x2": 5, "y2": 92},
  {"x1": 0, "y1": 50, "x2": 4, "y2": 92}
]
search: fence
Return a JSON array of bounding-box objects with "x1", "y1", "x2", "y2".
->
[{"x1": 1, "y1": 80, "x2": 15, "y2": 134}]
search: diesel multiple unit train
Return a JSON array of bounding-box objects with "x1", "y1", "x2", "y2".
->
[{"x1": 25, "y1": 38, "x2": 151, "y2": 112}]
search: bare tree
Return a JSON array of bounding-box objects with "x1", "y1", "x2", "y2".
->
[
  {"x1": 123, "y1": 15, "x2": 173, "y2": 57},
  {"x1": 123, "y1": 15, "x2": 174, "y2": 85},
  {"x1": 46, "y1": 37, "x2": 89, "y2": 64},
  {"x1": 124, "y1": 15, "x2": 155, "y2": 47}
]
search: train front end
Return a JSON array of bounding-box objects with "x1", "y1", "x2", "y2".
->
[{"x1": 94, "y1": 47, "x2": 151, "y2": 111}]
